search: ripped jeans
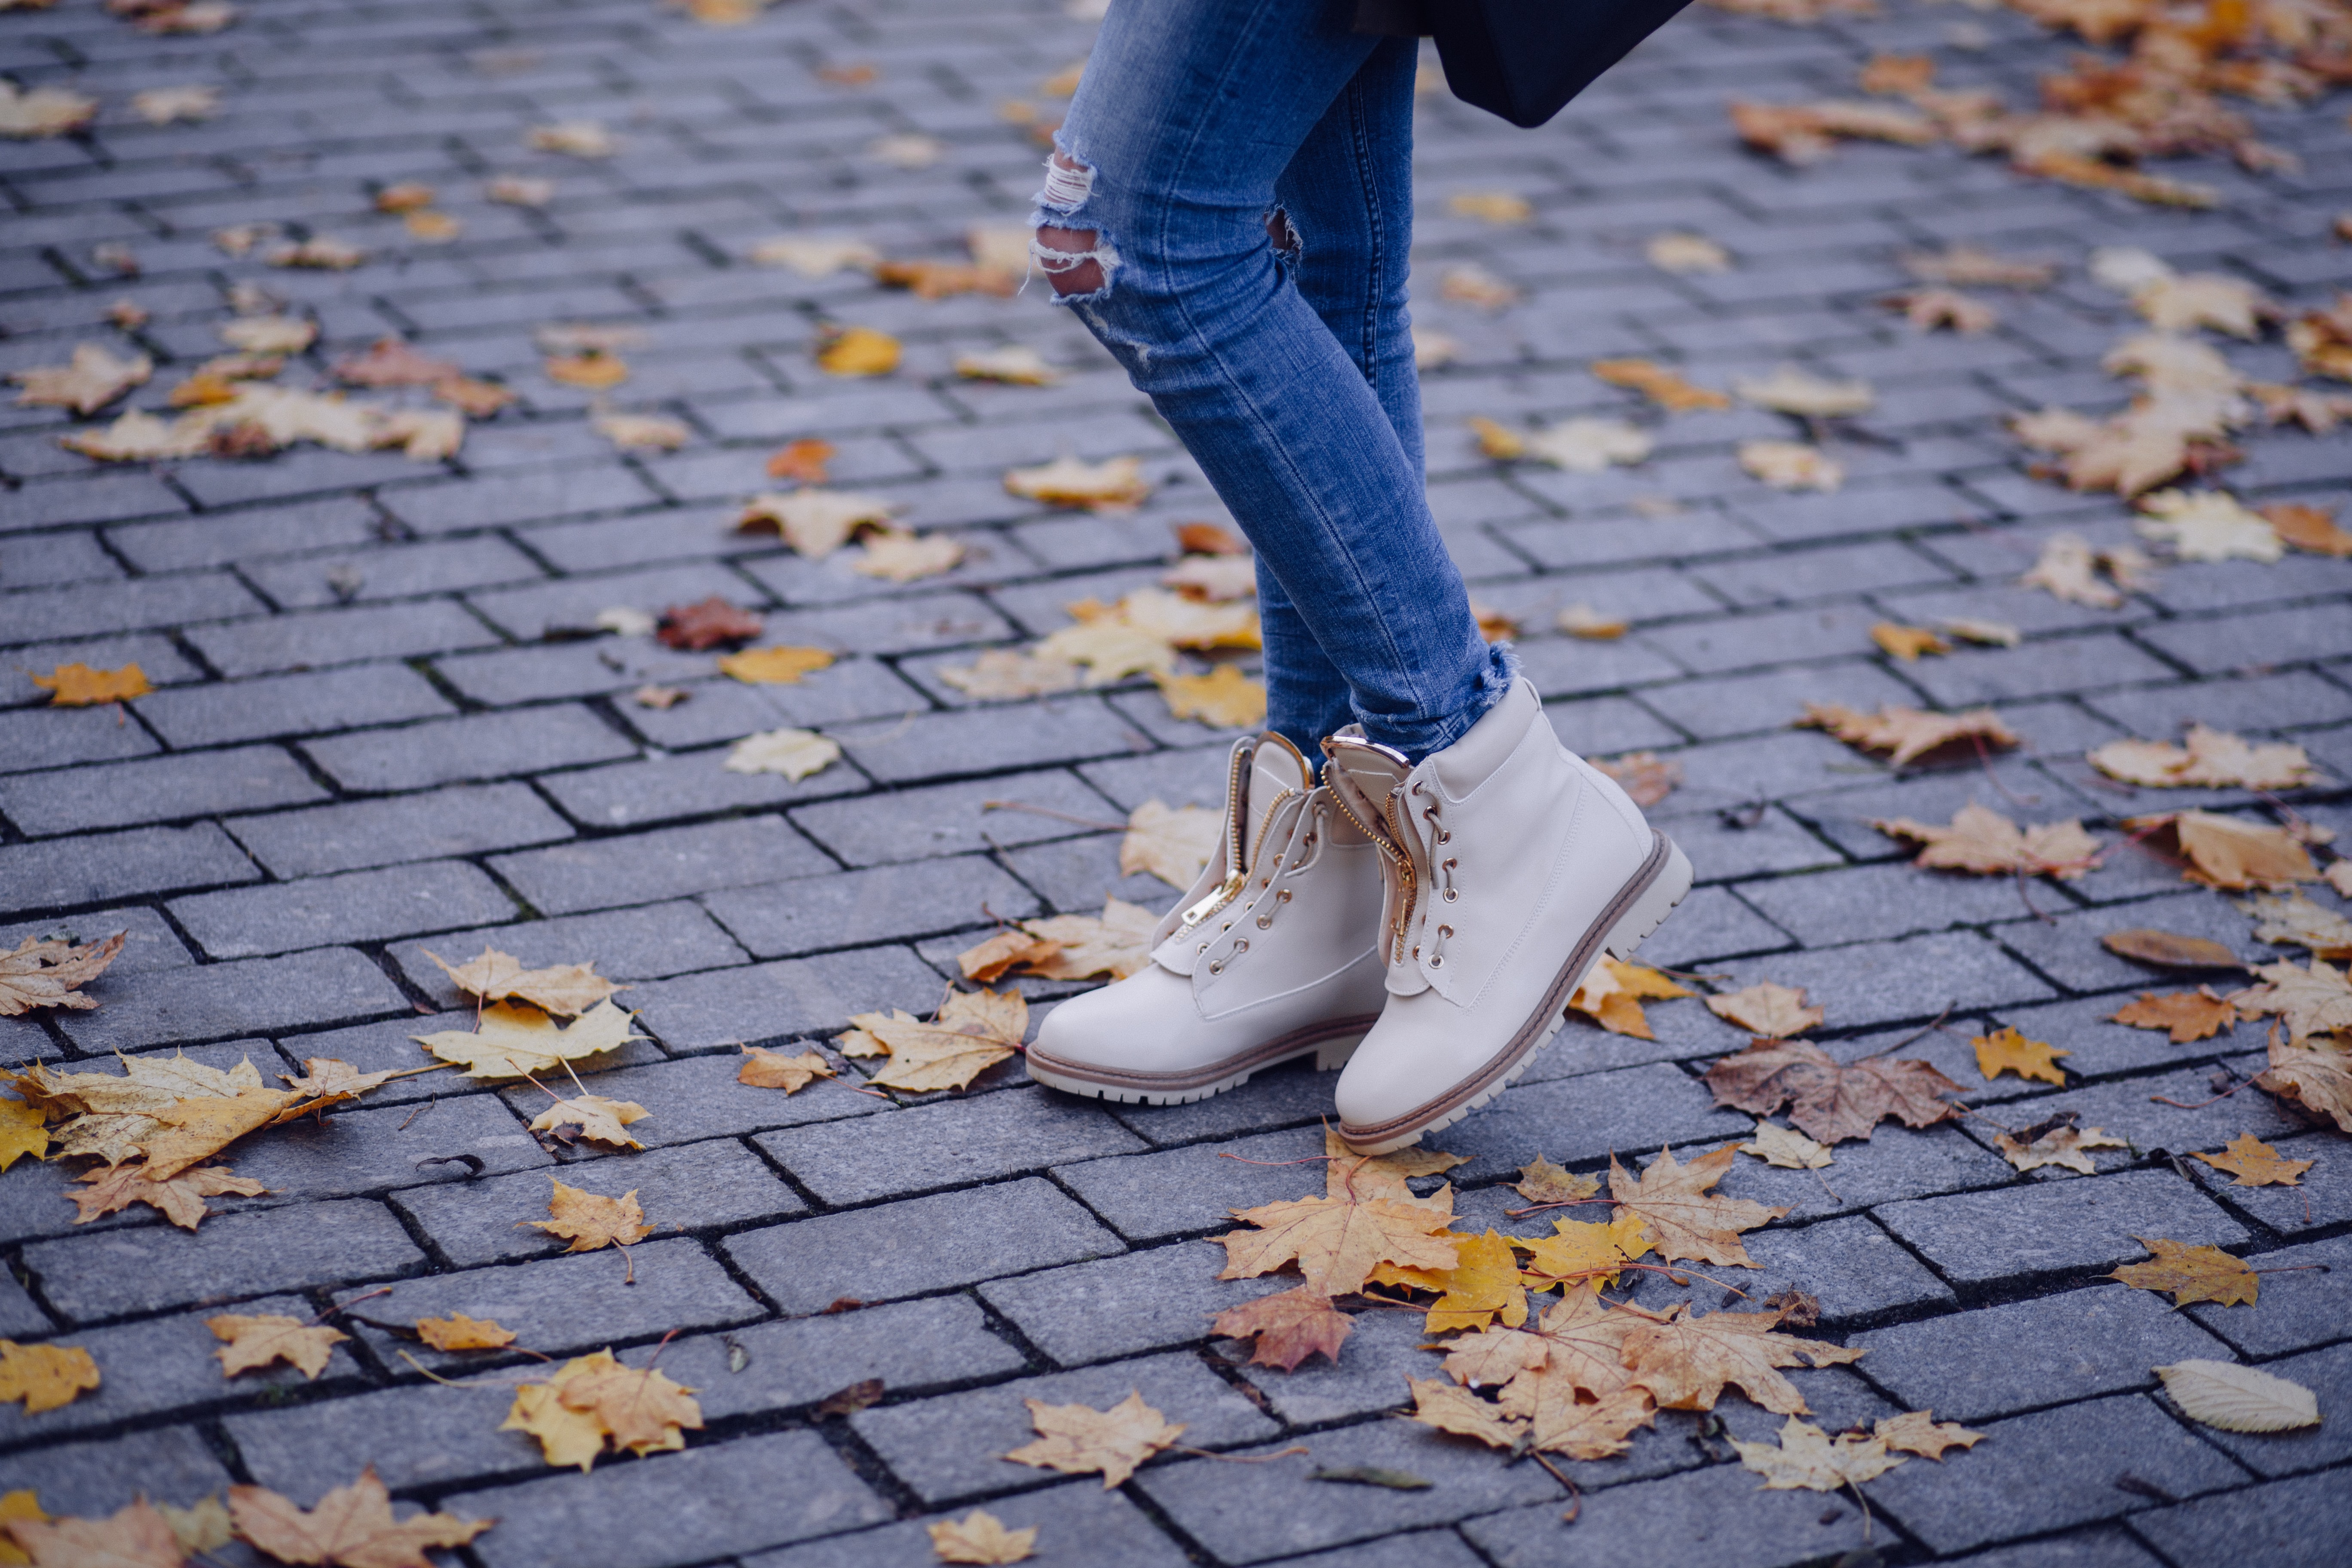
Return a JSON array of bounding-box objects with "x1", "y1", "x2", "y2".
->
[{"x1": 1032, "y1": 0, "x2": 1507, "y2": 763}]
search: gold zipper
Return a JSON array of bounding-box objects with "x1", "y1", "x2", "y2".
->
[{"x1": 1177, "y1": 740, "x2": 1256, "y2": 931}]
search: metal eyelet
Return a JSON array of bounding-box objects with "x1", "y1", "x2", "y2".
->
[
  {"x1": 1429, "y1": 954, "x2": 1444, "y2": 968},
  {"x1": 1256, "y1": 913, "x2": 1272, "y2": 928},
  {"x1": 1443, "y1": 888, "x2": 1460, "y2": 903},
  {"x1": 1208, "y1": 960, "x2": 1224, "y2": 974},
  {"x1": 1275, "y1": 888, "x2": 1292, "y2": 904},
  {"x1": 1437, "y1": 830, "x2": 1452, "y2": 844},
  {"x1": 1232, "y1": 939, "x2": 1249, "y2": 955}
]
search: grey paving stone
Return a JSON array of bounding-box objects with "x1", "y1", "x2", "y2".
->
[
  {"x1": 186, "y1": 600, "x2": 502, "y2": 677},
  {"x1": 656, "y1": 1295, "x2": 1028, "y2": 1423},
  {"x1": 747, "y1": 1483, "x2": 1192, "y2": 1568},
  {"x1": 2172, "y1": 1338, "x2": 2352, "y2": 1480},
  {"x1": 537, "y1": 747, "x2": 870, "y2": 828},
  {"x1": 1712, "y1": 1122, "x2": 2018, "y2": 1225},
  {"x1": 0, "y1": 822, "x2": 262, "y2": 916},
  {"x1": 1955, "y1": 1058, "x2": 2309, "y2": 1173},
  {"x1": 56, "y1": 946, "x2": 408, "y2": 1051},
  {"x1": 137, "y1": 664, "x2": 455, "y2": 747},
  {"x1": 1105, "y1": 1056, "x2": 1342, "y2": 1145},
  {"x1": 2128, "y1": 1469, "x2": 2352, "y2": 1568},
  {"x1": 0, "y1": 570, "x2": 263, "y2": 645},
  {"x1": 764, "y1": 1085, "x2": 1145, "y2": 1205},
  {"x1": 392, "y1": 1136, "x2": 803, "y2": 1267},
  {"x1": 1943, "y1": 1531, "x2": 2165, "y2": 1568},
  {"x1": 505, "y1": 1049, "x2": 882, "y2": 1147},
  {"x1": 1053, "y1": 1124, "x2": 1329, "y2": 1243},
  {"x1": 979, "y1": 1239, "x2": 1289, "y2": 1368},
  {"x1": 852, "y1": 1350, "x2": 1278, "y2": 1506},
  {"x1": 1417, "y1": 1063, "x2": 1758, "y2": 1185},
  {"x1": 1990, "y1": 890, "x2": 2268, "y2": 994},
  {"x1": 168, "y1": 859, "x2": 519, "y2": 959},
  {"x1": 303, "y1": 703, "x2": 637, "y2": 792},
  {"x1": 0, "y1": 743, "x2": 333, "y2": 839},
  {"x1": 1465, "y1": 1453, "x2": 1871, "y2": 1568},
  {"x1": 226, "y1": 1090, "x2": 548, "y2": 1205},
  {"x1": 998, "y1": 832, "x2": 1179, "y2": 918},
  {"x1": 2183, "y1": 1233, "x2": 2352, "y2": 1359},
  {"x1": 0, "y1": 1293, "x2": 363, "y2": 1447},
  {"x1": 1140, "y1": 1416, "x2": 1568, "y2": 1565},
  {"x1": 1625, "y1": 1212, "x2": 1958, "y2": 1326},
  {"x1": 386, "y1": 900, "x2": 750, "y2": 1004},
  {"x1": 791, "y1": 772, "x2": 1127, "y2": 866},
  {"x1": 491, "y1": 815, "x2": 833, "y2": 915},
  {"x1": 0, "y1": 1426, "x2": 233, "y2": 1516},
  {"x1": 723, "y1": 1177, "x2": 1125, "y2": 1317},
  {"x1": 225, "y1": 1381, "x2": 545, "y2": 1504},
  {"x1": 24, "y1": 1197, "x2": 424, "y2": 1322},
  {"x1": 444, "y1": 1430, "x2": 891, "y2": 1568},
  {"x1": 1634, "y1": 885, "x2": 1796, "y2": 969},
  {"x1": 0, "y1": 703, "x2": 160, "y2": 775},
  {"x1": 352, "y1": 1238, "x2": 763, "y2": 1372},
  {"x1": 1983, "y1": 993, "x2": 2258, "y2": 1084},
  {"x1": 1870, "y1": 1394, "x2": 2250, "y2": 1554},
  {"x1": 1225, "y1": 1301, "x2": 1442, "y2": 1427},
  {"x1": 1850, "y1": 1283, "x2": 2234, "y2": 1422},
  {"x1": 226, "y1": 784, "x2": 576, "y2": 877},
  {"x1": 1780, "y1": 760, "x2": 2101, "y2": 862},
  {"x1": 1735, "y1": 861, "x2": 2047, "y2": 949},
  {"x1": 836, "y1": 698, "x2": 1145, "y2": 785},
  {"x1": 435, "y1": 637, "x2": 714, "y2": 707},
  {"x1": 1706, "y1": 931, "x2": 2059, "y2": 1030},
  {"x1": 0, "y1": 1273, "x2": 50, "y2": 1338},
  {"x1": 703, "y1": 854, "x2": 1039, "y2": 959},
  {"x1": 625, "y1": 945, "x2": 945, "y2": 1049},
  {"x1": 1261, "y1": 1531, "x2": 1492, "y2": 1568},
  {"x1": 1876, "y1": 1170, "x2": 2250, "y2": 1288}
]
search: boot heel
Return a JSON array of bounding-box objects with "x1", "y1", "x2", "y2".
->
[
  {"x1": 1603, "y1": 835, "x2": 1692, "y2": 963},
  {"x1": 1314, "y1": 1031, "x2": 1368, "y2": 1071}
]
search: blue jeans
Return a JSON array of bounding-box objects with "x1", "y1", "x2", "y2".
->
[{"x1": 1032, "y1": 0, "x2": 1510, "y2": 763}]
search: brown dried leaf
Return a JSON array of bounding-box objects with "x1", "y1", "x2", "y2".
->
[
  {"x1": 2232, "y1": 958, "x2": 2352, "y2": 1044},
  {"x1": 228, "y1": 1468, "x2": 491, "y2": 1568},
  {"x1": 207, "y1": 1314, "x2": 346, "y2": 1379},
  {"x1": 1993, "y1": 1124, "x2": 2127, "y2": 1175},
  {"x1": 2110, "y1": 987, "x2": 2240, "y2": 1043},
  {"x1": 1216, "y1": 1184, "x2": 1460, "y2": 1296},
  {"x1": 1017, "y1": 898, "x2": 1157, "y2": 981},
  {"x1": 412, "y1": 999, "x2": 642, "y2": 1080},
  {"x1": 527, "y1": 1094, "x2": 648, "y2": 1151},
  {"x1": 413, "y1": 1314, "x2": 515, "y2": 1351},
  {"x1": 33, "y1": 663, "x2": 150, "y2": 707},
  {"x1": 2102, "y1": 928, "x2": 2244, "y2": 970},
  {"x1": 1874, "y1": 804, "x2": 2101, "y2": 879},
  {"x1": 2239, "y1": 892, "x2": 2352, "y2": 959},
  {"x1": 2259, "y1": 502, "x2": 2352, "y2": 557},
  {"x1": 1004, "y1": 1391, "x2": 1184, "y2": 1488},
  {"x1": 0, "y1": 931, "x2": 125, "y2": 1015},
  {"x1": 857, "y1": 987, "x2": 1028, "y2": 1093},
  {"x1": 1513, "y1": 1157, "x2": 1600, "y2": 1206},
  {"x1": 2109, "y1": 1237, "x2": 2258, "y2": 1307},
  {"x1": 1003, "y1": 454, "x2": 1150, "y2": 511},
  {"x1": 423, "y1": 946, "x2": 625, "y2": 1016},
  {"x1": 9, "y1": 344, "x2": 151, "y2": 414},
  {"x1": 3, "y1": 1501, "x2": 179, "y2": 1568},
  {"x1": 1589, "y1": 752, "x2": 1681, "y2": 808},
  {"x1": 1620, "y1": 1303, "x2": 1865, "y2": 1414},
  {"x1": 655, "y1": 596, "x2": 763, "y2": 650},
  {"x1": 67, "y1": 1162, "x2": 266, "y2": 1230},
  {"x1": 737, "y1": 1046, "x2": 834, "y2": 1093},
  {"x1": 526, "y1": 1179, "x2": 651, "y2": 1253},
  {"x1": 1799, "y1": 701, "x2": 2020, "y2": 768},
  {"x1": 2092, "y1": 726, "x2": 2316, "y2": 792},
  {"x1": 2130, "y1": 812, "x2": 2318, "y2": 891},
  {"x1": 1589, "y1": 357, "x2": 1730, "y2": 413},
  {"x1": 1404, "y1": 1376, "x2": 1528, "y2": 1450},
  {"x1": 1703, "y1": 1038, "x2": 1964, "y2": 1144},
  {"x1": 1566, "y1": 959, "x2": 1692, "y2": 1041},
  {"x1": 1703, "y1": 982, "x2": 1822, "y2": 1039},
  {"x1": 2191, "y1": 1133, "x2": 2314, "y2": 1188},
  {"x1": 1608, "y1": 1144, "x2": 1787, "y2": 1267},
  {"x1": 1119, "y1": 799, "x2": 1220, "y2": 890},
  {"x1": 1155, "y1": 666, "x2": 1267, "y2": 730},
  {"x1": 1734, "y1": 1415, "x2": 1906, "y2": 1490},
  {"x1": 1875, "y1": 1409, "x2": 1985, "y2": 1459},
  {"x1": 927, "y1": 1511, "x2": 1036, "y2": 1565},
  {"x1": 1210, "y1": 1285, "x2": 1353, "y2": 1372}
]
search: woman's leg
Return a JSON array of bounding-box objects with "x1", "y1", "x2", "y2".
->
[{"x1": 1034, "y1": 0, "x2": 1506, "y2": 762}]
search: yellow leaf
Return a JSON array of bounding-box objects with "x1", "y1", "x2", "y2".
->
[
  {"x1": 67, "y1": 1163, "x2": 266, "y2": 1230},
  {"x1": 738, "y1": 1046, "x2": 834, "y2": 1093},
  {"x1": 1875, "y1": 804, "x2": 2102, "y2": 880},
  {"x1": 1517, "y1": 1210, "x2": 1652, "y2": 1289},
  {"x1": 1993, "y1": 1124, "x2": 2127, "y2": 1175},
  {"x1": 817, "y1": 326, "x2": 901, "y2": 377},
  {"x1": 1733, "y1": 1415, "x2": 1906, "y2": 1490},
  {"x1": 1155, "y1": 665, "x2": 1267, "y2": 729},
  {"x1": 1567, "y1": 959, "x2": 1691, "y2": 1040},
  {"x1": 1003, "y1": 1392, "x2": 1185, "y2": 1488},
  {"x1": 206, "y1": 1314, "x2": 346, "y2": 1379},
  {"x1": 414, "y1": 1314, "x2": 516, "y2": 1351},
  {"x1": 0, "y1": 1340, "x2": 100, "y2": 1414},
  {"x1": 31, "y1": 664, "x2": 150, "y2": 706},
  {"x1": 1609, "y1": 1144, "x2": 1786, "y2": 1268},
  {"x1": 717, "y1": 646, "x2": 834, "y2": 685},
  {"x1": 527, "y1": 1093, "x2": 649, "y2": 1150},
  {"x1": 1972, "y1": 1026, "x2": 2069, "y2": 1086},
  {"x1": 928, "y1": 1510, "x2": 1037, "y2": 1565},
  {"x1": 527, "y1": 1179, "x2": 652, "y2": 1254},
  {"x1": 861, "y1": 988, "x2": 1028, "y2": 1092},
  {"x1": 938, "y1": 650, "x2": 1083, "y2": 700},
  {"x1": 2110, "y1": 1237, "x2": 2258, "y2": 1307},
  {"x1": 423, "y1": 947, "x2": 625, "y2": 1017},
  {"x1": 1423, "y1": 1230, "x2": 1530, "y2": 1334},
  {"x1": 412, "y1": 999, "x2": 643, "y2": 1079},
  {"x1": 2130, "y1": 811, "x2": 2317, "y2": 891},
  {"x1": 2090, "y1": 725, "x2": 2317, "y2": 791},
  {"x1": 735, "y1": 489, "x2": 897, "y2": 556},
  {"x1": 1590, "y1": 357, "x2": 1730, "y2": 413},
  {"x1": 1874, "y1": 1409, "x2": 1984, "y2": 1459},
  {"x1": 1871, "y1": 622, "x2": 1951, "y2": 661},
  {"x1": 2190, "y1": 1133, "x2": 2314, "y2": 1188},
  {"x1": 1119, "y1": 799, "x2": 1220, "y2": 890},
  {"x1": 2110, "y1": 987, "x2": 2240, "y2": 1044},
  {"x1": 544, "y1": 352, "x2": 628, "y2": 388},
  {"x1": 1017, "y1": 898, "x2": 1158, "y2": 981},
  {"x1": 1741, "y1": 1120, "x2": 1833, "y2": 1170},
  {"x1": 1646, "y1": 232, "x2": 1730, "y2": 273},
  {"x1": 139, "y1": 1085, "x2": 296, "y2": 1180},
  {"x1": 1620, "y1": 1303, "x2": 1863, "y2": 1414},
  {"x1": 1735, "y1": 364, "x2": 1873, "y2": 417},
  {"x1": 1739, "y1": 441, "x2": 1844, "y2": 492},
  {"x1": 8, "y1": 343, "x2": 150, "y2": 414},
  {"x1": 227, "y1": 1468, "x2": 491, "y2": 1566},
  {"x1": 1449, "y1": 190, "x2": 1531, "y2": 224},
  {"x1": 1800, "y1": 701, "x2": 2020, "y2": 769},
  {"x1": 0, "y1": 1100, "x2": 45, "y2": 1173},
  {"x1": 851, "y1": 530, "x2": 964, "y2": 582}
]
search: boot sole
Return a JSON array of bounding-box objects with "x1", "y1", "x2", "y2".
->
[
  {"x1": 1025, "y1": 1014, "x2": 1380, "y2": 1106},
  {"x1": 1337, "y1": 830, "x2": 1693, "y2": 1154}
]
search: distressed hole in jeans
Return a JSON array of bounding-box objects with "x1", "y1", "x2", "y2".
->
[
  {"x1": 1266, "y1": 207, "x2": 1300, "y2": 260},
  {"x1": 1035, "y1": 151, "x2": 1116, "y2": 299}
]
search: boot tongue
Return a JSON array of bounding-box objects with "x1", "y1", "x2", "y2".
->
[
  {"x1": 1320, "y1": 734, "x2": 1409, "y2": 851},
  {"x1": 1241, "y1": 732, "x2": 1310, "y2": 865}
]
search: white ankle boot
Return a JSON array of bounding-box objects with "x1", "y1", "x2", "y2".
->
[
  {"x1": 1321, "y1": 678, "x2": 1692, "y2": 1152},
  {"x1": 1025, "y1": 732, "x2": 1389, "y2": 1104}
]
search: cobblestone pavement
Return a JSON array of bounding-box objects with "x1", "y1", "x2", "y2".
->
[{"x1": 4, "y1": 0, "x2": 2351, "y2": 1564}]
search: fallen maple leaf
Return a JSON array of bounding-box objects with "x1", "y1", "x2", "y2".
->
[
  {"x1": 656, "y1": 596, "x2": 763, "y2": 650},
  {"x1": 1874, "y1": 804, "x2": 2101, "y2": 880},
  {"x1": 955, "y1": 346, "x2": 1060, "y2": 385},
  {"x1": 528, "y1": 1180, "x2": 651, "y2": 1254},
  {"x1": 1163, "y1": 556, "x2": 1257, "y2": 604},
  {"x1": 1973, "y1": 1026, "x2": 2070, "y2": 1086},
  {"x1": 2134, "y1": 490, "x2": 2282, "y2": 564},
  {"x1": 0, "y1": 931, "x2": 125, "y2": 1015},
  {"x1": 543, "y1": 351, "x2": 627, "y2": 389},
  {"x1": 766, "y1": 437, "x2": 835, "y2": 483},
  {"x1": 1943, "y1": 617, "x2": 2020, "y2": 648},
  {"x1": 1740, "y1": 440, "x2": 1843, "y2": 492},
  {"x1": 68, "y1": 1162, "x2": 268, "y2": 1229},
  {"x1": 1874, "y1": 1409, "x2": 1984, "y2": 1459},
  {"x1": 2231, "y1": 958, "x2": 2352, "y2": 1044},
  {"x1": 1800, "y1": 702, "x2": 2020, "y2": 768},
  {"x1": 1423, "y1": 1230, "x2": 1532, "y2": 1334},
  {"x1": 1120, "y1": 799, "x2": 1219, "y2": 890},
  {"x1": 486, "y1": 174, "x2": 554, "y2": 205},
  {"x1": 0, "y1": 1340, "x2": 100, "y2": 1415},
  {"x1": 1621, "y1": 1302, "x2": 1864, "y2": 1414},
  {"x1": 1705, "y1": 1040, "x2": 1963, "y2": 1145},
  {"x1": 1567, "y1": 959, "x2": 1692, "y2": 1040},
  {"x1": 938, "y1": 650, "x2": 1083, "y2": 701},
  {"x1": 0, "y1": 1099, "x2": 46, "y2": 1172},
  {"x1": 424, "y1": 946, "x2": 624, "y2": 1016},
  {"x1": 1704, "y1": 982, "x2": 1822, "y2": 1039},
  {"x1": 2110, "y1": 988, "x2": 2240, "y2": 1043},
  {"x1": 852, "y1": 529, "x2": 964, "y2": 582},
  {"x1": 1589, "y1": 752, "x2": 1680, "y2": 812},
  {"x1": 1871, "y1": 622, "x2": 1951, "y2": 661},
  {"x1": 853, "y1": 987, "x2": 1027, "y2": 1093},
  {"x1": 955, "y1": 928, "x2": 1061, "y2": 983},
  {"x1": 1029, "y1": 623, "x2": 1176, "y2": 686},
  {"x1": 2191, "y1": 1132, "x2": 2313, "y2": 1188},
  {"x1": 1211, "y1": 1284, "x2": 1353, "y2": 1372},
  {"x1": 528, "y1": 1093, "x2": 649, "y2": 1151},
  {"x1": 33, "y1": 663, "x2": 150, "y2": 707},
  {"x1": 207, "y1": 1313, "x2": 346, "y2": 1380},
  {"x1": 9, "y1": 344, "x2": 151, "y2": 414},
  {"x1": 1016, "y1": 898, "x2": 1157, "y2": 981},
  {"x1": 1734, "y1": 1414, "x2": 1906, "y2": 1490},
  {"x1": 735, "y1": 490, "x2": 896, "y2": 556},
  {"x1": 2129, "y1": 812, "x2": 2317, "y2": 891},
  {"x1": 928, "y1": 1510, "x2": 1036, "y2": 1565},
  {"x1": 1608, "y1": 1145, "x2": 1786, "y2": 1267},
  {"x1": 2157, "y1": 1359, "x2": 2320, "y2": 1433},
  {"x1": 266, "y1": 236, "x2": 367, "y2": 271},
  {"x1": 1005, "y1": 454, "x2": 1152, "y2": 511},
  {"x1": 2110, "y1": 1237, "x2": 2258, "y2": 1307},
  {"x1": 2102, "y1": 929, "x2": 2243, "y2": 970},
  {"x1": 1589, "y1": 357, "x2": 1729, "y2": 412},
  {"x1": 1993, "y1": 1122, "x2": 2128, "y2": 1175},
  {"x1": 816, "y1": 326, "x2": 900, "y2": 377},
  {"x1": 2239, "y1": 892, "x2": 2352, "y2": 960},
  {"x1": 412, "y1": 999, "x2": 643, "y2": 1079},
  {"x1": 1513, "y1": 1157, "x2": 1599, "y2": 1206},
  {"x1": 724, "y1": 729, "x2": 841, "y2": 781},
  {"x1": 161, "y1": 1495, "x2": 231, "y2": 1556},
  {"x1": 3, "y1": 1501, "x2": 179, "y2": 1568},
  {"x1": 413, "y1": 1314, "x2": 515, "y2": 1351},
  {"x1": 1405, "y1": 1375, "x2": 1531, "y2": 1450},
  {"x1": 591, "y1": 411, "x2": 688, "y2": 453},
  {"x1": 738, "y1": 1046, "x2": 834, "y2": 1093},
  {"x1": 2252, "y1": 1029, "x2": 2352, "y2": 1133},
  {"x1": 1217, "y1": 1179, "x2": 1460, "y2": 1296},
  {"x1": 2018, "y1": 532, "x2": 2136, "y2": 609},
  {"x1": 1155, "y1": 666, "x2": 1267, "y2": 729},
  {"x1": 717, "y1": 646, "x2": 834, "y2": 685},
  {"x1": 553, "y1": 1354, "x2": 702, "y2": 1456},
  {"x1": 229, "y1": 1468, "x2": 490, "y2": 1568},
  {"x1": 1516, "y1": 1210, "x2": 1652, "y2": 1290},
  {"x1": 1741, "y1": 1120, "x2": 1833, "y2": 1170},
  {"x1": 0, "y1": 81, "x2": 98, "y2": 138},
  {"x1": 1004, "y1": 1392, "x2": 1184, "y2": 1488},
  {"x1": 1736, "y1": 365, "x2": 1874, "y2": 418},
  {"x1": 2134, "y1": 275, "x2": 2272, "y2": 339}
]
